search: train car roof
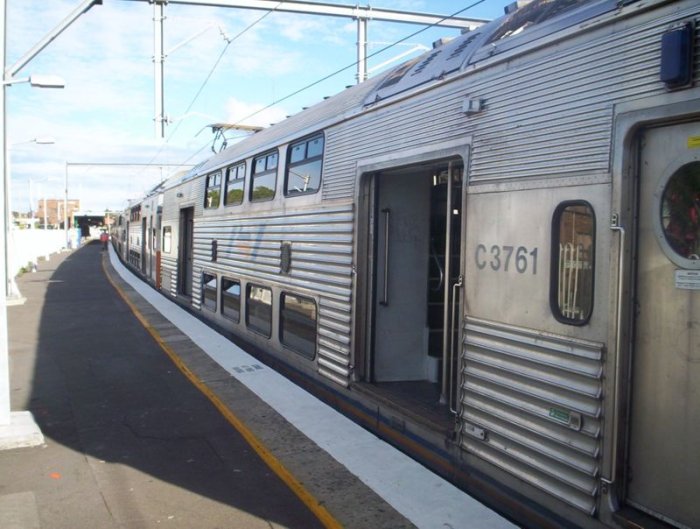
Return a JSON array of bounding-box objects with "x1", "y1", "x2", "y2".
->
[
  {"x1": 196, "y1": 0, "x2": 624, "y2": 176},
  {"x1": 197, "y1": 73, "x2": 385, "y2": 175}
]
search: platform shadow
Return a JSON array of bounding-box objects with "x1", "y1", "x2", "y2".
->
[{"x1": 13, "y1": 241, "x2": 323, "y2": 528}]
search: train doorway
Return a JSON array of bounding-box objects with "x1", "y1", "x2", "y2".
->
[
  {"x1": 141, "y1": 217, "x2": 148, "y2": 275},
  {"x1": 625, "y1": 122, "x2": 699, "y2": 529},
  {"x1": 178, "y1": 207, "x2": 194, "y2": 297},
  {"x1": 361, "y1": 159, "x2": 463, "y2": 424}
]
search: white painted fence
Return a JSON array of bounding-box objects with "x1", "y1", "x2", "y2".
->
[{"x1": 7, "y1": 228, "x2": 68, "y2": 277}]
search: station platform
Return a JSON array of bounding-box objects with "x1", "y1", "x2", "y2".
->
[{"x1": 1, "y1": 242, "x2": 517, "y2": 529}]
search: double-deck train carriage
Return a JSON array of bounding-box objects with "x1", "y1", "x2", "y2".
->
[{"x1": 117, "y1": 0, "x2": 700, "y2": 528}]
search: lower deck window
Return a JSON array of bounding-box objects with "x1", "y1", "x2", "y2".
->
[
  {"x1": 551, "y1": 202, "x2": 595, "y2": 324},
  {"x1": 221, "y1": 278, "x2": 241, "y2": 322},
  {"x1": 280, "y1": 293, "x2": 317, "y2": 359},
  {"x1": 246, "y1": 284, "x2": 272, "y2": 337},
  {"x1": 202, "y1": 273, "x2": 217, "y2": 311}
]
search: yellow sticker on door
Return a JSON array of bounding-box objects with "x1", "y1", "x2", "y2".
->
[{"x1": 688, "y1": 136, "x2": 700, "y2": 148}]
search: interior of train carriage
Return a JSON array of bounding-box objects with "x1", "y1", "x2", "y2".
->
[{"x1": 359, "y1": 159, "x2": 463, "y2": 429}]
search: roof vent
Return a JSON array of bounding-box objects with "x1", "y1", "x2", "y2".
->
[
  {"x1": 504, "y1": 0, "x2": 534, "y2": 15},
  {"x1": 432, "y1": 37, "x2": 453, "y2": 49}
]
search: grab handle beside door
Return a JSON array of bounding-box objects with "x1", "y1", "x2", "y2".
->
[{"x1": 380, "y1": 208, "x2": 390, "y2": 306}]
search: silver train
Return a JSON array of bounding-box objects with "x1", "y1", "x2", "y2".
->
[{"x1": 112, "y1": 1, "x2": 700, "y2": 527}]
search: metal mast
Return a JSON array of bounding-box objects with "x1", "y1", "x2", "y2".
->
[{"x1": 139, "y1": 0, "x2": 488, "y2": 139}]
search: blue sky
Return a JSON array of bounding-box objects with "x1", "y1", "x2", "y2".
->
[{"x1": 6, "y1": 0, "x2": 506, "y2": 214}]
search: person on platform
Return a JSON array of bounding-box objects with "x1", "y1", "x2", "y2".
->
[{"x1": 100, "y1": 230, "x2": 109, "y2": 251}]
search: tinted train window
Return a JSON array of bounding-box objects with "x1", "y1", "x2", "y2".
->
[
  {"x1": 660, "y1": 161, "x2": 700, "y2": 263},
  {"x1": 280, "y1": 293, "x2": 317, "y2": 359},
  {"x1": 224, "y1": 163, "x2": 246, "y2": 206},
  {"x1": 285, "y1": 134, "x2": 324, "y2": 197},
  {"x1": 246, "y1": 284, "x2": 272, "y2": 337},
  {"x1": 221, "y1": 278, "x2": 241, "y2": 323},
  {"x1": 205, "y1": 171, "x2": 222, "y2": 209},
  {"x1": 251, "y1": 151, "x2": 278, "y2": 202},
  {"x1": 551, "y1": 202, "x2": 595, "y2": 325},
  {"x1": 202, "y1": 273, "x2": 217, "y2": 311}
]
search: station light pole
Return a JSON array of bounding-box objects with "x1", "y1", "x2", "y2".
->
[{"x1": 1, "y1": 0, "x2": 102, "y2": 449}]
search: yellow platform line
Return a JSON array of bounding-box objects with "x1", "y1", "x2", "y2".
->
[{"x1": 102, "y1": 255, "x2": 343, "y2": 529}]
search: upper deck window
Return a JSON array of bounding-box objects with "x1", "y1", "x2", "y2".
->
[
  {"x1": 204, "y1": 171, "x2": 222, "y2": 209},
  {"x1": 251, "y1": 151, "x2": 278, "y2": 202},
  {"x1": 224, "y1": 163, "x2": 246, "y2": 206},
  {"x1": 285, "y1": 134, "x2": 324, "y2": 197},
  {"x1": 130, "y1": 206, "x2": 141, "y2": 222}
]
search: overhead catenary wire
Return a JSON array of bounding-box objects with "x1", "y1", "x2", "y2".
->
[
  {"x1": 215, "y1": 0, "x2": 488, "y2": 131},
  {"x1": 139, "y1": 2, "x2": 285, "y2": 177},
  {"x1": 166, "y1": 2, "x2": 284, "y2": 143},
  {"x1": 172, "y1": 0, "x2": 487, "y2": 169}
]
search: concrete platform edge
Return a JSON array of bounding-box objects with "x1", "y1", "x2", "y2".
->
[{"x1": 0, "y1": 411, "x2": 44, "y2": 450}]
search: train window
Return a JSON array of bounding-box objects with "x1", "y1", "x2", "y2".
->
[
  {"x1": 251, "y1": 151, "x2": 278, "y2": 202},
  {"x1": 285, "y1": 134, "x2": 324, "y2": 197},
  {"x1": 280, "y1": 293, "x2": 317, "y2": 359},
  {"x1": 660, "y1": 161, "x2": 700, "y2": 263},
  {"x1": 246, "y1": 284, "x2": 272, "y2": 337},
  {"x1": 224, "y1": 163, "x2": 246, "y2": 206},
  {"x1": 221, "y1": 278, "x2": 241, "y2": 323},
  {"x1": 162, "y1": 226, "x2": 172, "y2": 253},
  {"x1": 202, "y1": 273, "x2": 217, "y2": 311},
  {"x1": 205, "y1": 171, "x2": 222, "y2": 209},
  {"x1": 551, "y1": 202, "x2": 595, "y2": 325}
]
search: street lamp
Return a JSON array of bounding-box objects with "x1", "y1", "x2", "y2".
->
[
  {"x1": 1, "y1": 0, "x2": 102, "y2": 448},
  {"x1": 2, "y1": 75, "x2": 65, "y2": 89}
]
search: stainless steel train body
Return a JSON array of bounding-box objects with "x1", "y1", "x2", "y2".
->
[{"x1": 115, "y1": 1, "x2": 700, "y2": 527}]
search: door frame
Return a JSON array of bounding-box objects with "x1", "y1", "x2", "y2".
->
[
  {"x1": 178, "y1": 206, "x2": 194, "y2": 297},
  {"x1": 352, "y1": 140, "x2": 470, "y2": 384},
  {"x1": 141, "y1": 216, "x2": 148, "y2": 275},
  {"x1": 604, "y1": 98, "x2": 700, "y2": 521}
]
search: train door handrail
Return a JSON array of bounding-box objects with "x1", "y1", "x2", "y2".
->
[
  {"x1": 380, "y1": 208, "x2": 390, "y2": 306},
  {"x1": 603, "y1": 213, "x2": 626, "y2": 487}
]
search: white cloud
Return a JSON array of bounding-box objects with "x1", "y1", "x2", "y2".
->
[{"x1": 5, "y1": 0, "x2": 504, "y2": 214}]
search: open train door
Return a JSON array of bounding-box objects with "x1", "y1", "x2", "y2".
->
[
  {"x1": 626, "y1": 122, "x2": 699, "y2": 528},
  {"x1": 359, "y1": 157, "x2": 464, "y2": 424},
  {"x1": 178, "y1": 207, "x2": 194, "y2": 297}
]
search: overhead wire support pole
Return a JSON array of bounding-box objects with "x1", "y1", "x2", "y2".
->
[
  {"x1": 153, "y1": 0, "x2": 166, "y2": 139},
  {"x1": 120, "y1": 0, "x2": 488, "y2": 110},
  {"x1": 356, "y1": 16, "x2": 367, "y2": 83},
  {"x1": 2, "y1": 0, "x2": 102, "y2": 447},
  {"x1": 132, "y1": 0, "x2": 488, "y2": 30}
]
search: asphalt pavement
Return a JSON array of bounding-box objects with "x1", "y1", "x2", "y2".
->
[{"x1": 1, "y1": 242, "x2": 414, "y2": 529}]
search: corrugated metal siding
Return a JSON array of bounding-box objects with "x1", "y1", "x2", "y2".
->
[
  {"x1": 161, "y1": 255, "x2": 178, "y2": 297},
  {"x1": 160, "y1": 187, "x2": 180, "y2": 297},
  {"x1": 323, "y1": 88, "x2": 470, "y2": 201},
  {"x1": 467, "y1": 8, "x2": 699, "y2": 182},
  {"x1": 322, "y1": 5, "x2": 700, "y2": 201},
  {"x1": 158, "y1": 178, "x2": 204, "y2": 298},
  {"x1": 192, "y1": 204, "x2": 354, "y2": 384},
  {"x1": 460, "y1": 318, "x2": 603, "y2": 514}
]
